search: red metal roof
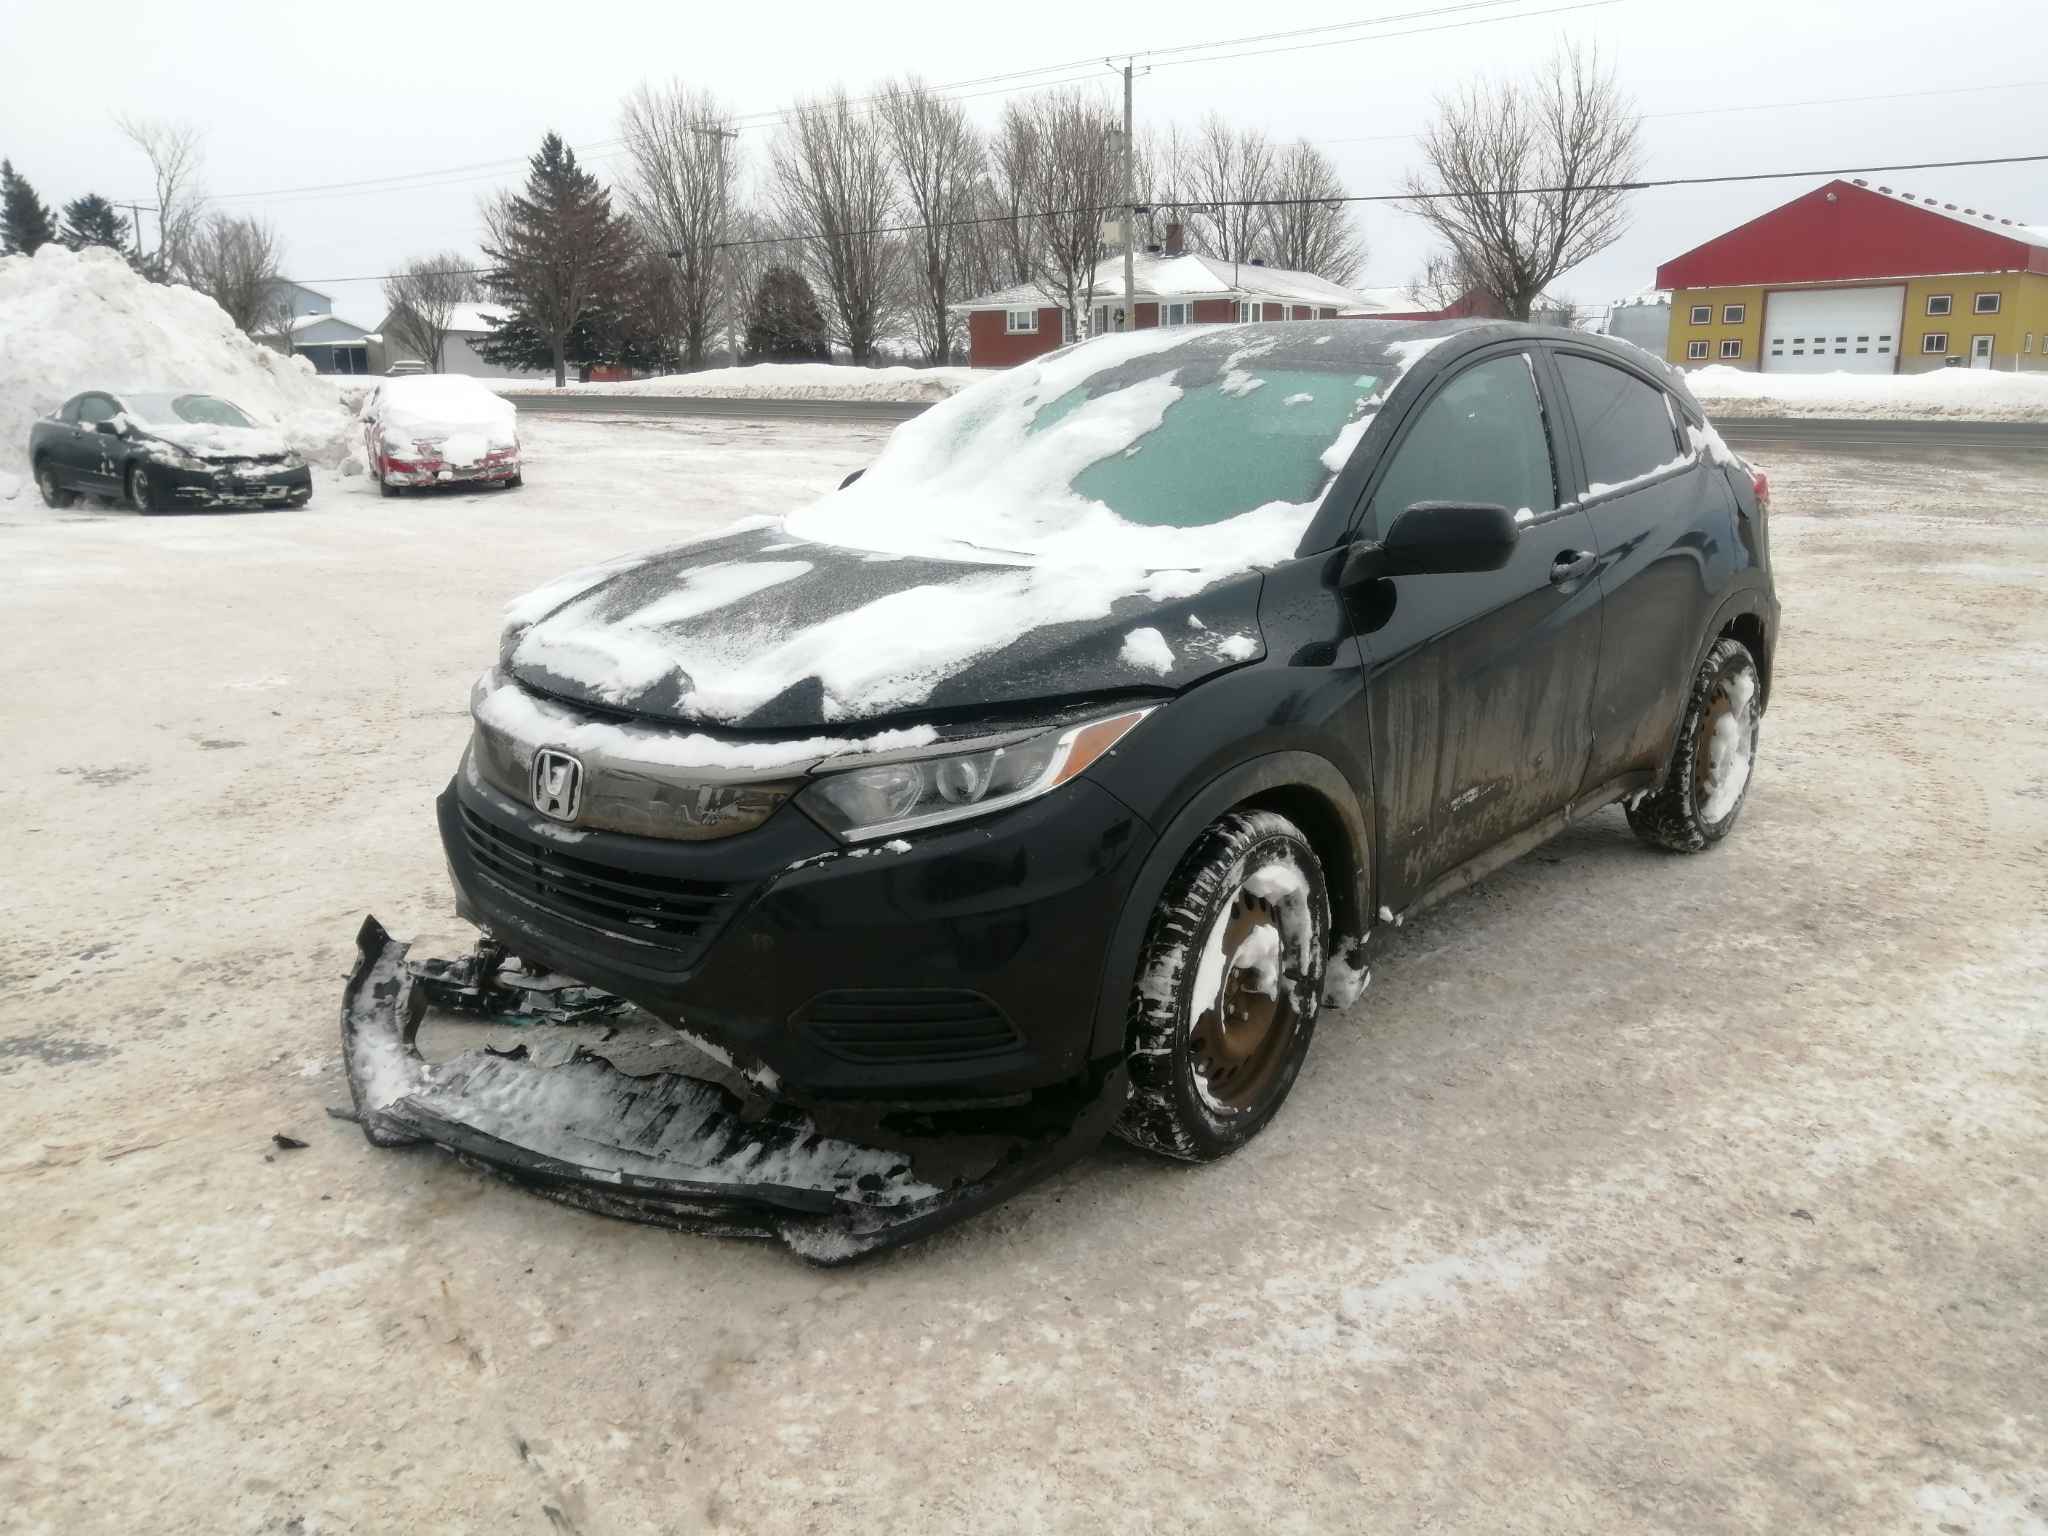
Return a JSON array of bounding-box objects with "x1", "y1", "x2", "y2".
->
[{"x1": 1655, "y1": 179, "x2": 2048, "y2": 289}]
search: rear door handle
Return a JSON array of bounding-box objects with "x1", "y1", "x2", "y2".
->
[{"x1": 1550, "y1": 549, "x2": 1598, "y2": 585}]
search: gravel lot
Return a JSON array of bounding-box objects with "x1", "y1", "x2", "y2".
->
[{"x1": 3, "y1": 416, "x2": 2042, "y2": 1535}]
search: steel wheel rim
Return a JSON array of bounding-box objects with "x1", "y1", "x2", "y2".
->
[
  {"x1": 1691, "y1": 672, "x2": 1755, "y2": 824},
  {"x1": 1188, "y1": 887, "x2": 1300, "y2": 1114}
]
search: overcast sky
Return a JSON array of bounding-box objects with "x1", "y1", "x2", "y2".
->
[{"x1": 5, "y1": 0, "x2": 2045, "y2": 329}]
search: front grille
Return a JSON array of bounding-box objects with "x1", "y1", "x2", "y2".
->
[
  {"x1": 459, "y1": 806, "x2": 740, "y2": 961},
  {"x1": 796, "y1": 989, "x2": 1022, "y2": 1064}
]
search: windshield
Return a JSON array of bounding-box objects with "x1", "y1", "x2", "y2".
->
[
  {"x1": 125, "y1": 393, "x2": 256, "y2": 428},
  {"x1": 783, "y1": 324, "x2": 1451, "y2": 572}
]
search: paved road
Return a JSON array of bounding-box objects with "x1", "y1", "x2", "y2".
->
[{"x1": 508, "y1": 391, "x2": 2047, "y2": 458}]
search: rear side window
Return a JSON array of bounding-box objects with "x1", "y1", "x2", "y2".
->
[
  {"x1": 1556, "y1": 355, "x2": 1683, "y2": 494},
  {"x1": 1367, "y1": 354, "x2": 1557, "y2": 530}
]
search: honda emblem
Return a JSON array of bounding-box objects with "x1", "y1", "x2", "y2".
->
[{"x1": 530, "y1": 748, "x2": 584, "y2": 822}]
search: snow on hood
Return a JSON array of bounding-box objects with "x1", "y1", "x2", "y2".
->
[
  {"x1": 373, "y1": 375, "x2": 518, "y2": 466},
  {"x1": 127, "y1": 418, "x2": 292, "y2": 461},
  {"x1": 502, "y1": 325, "x2": 1452, "y2": 729},
  {"x1": 506, "y1": 523, "x2": 1267, "y2": 729}
]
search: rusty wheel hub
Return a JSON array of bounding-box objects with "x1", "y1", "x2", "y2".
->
[{"x1": 1188, "y1": 886, "x2": 1300, "y2": 1114}]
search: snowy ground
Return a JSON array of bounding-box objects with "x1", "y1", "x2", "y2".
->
[
  {"x1": 494, "y1": 361, "x2": 978, "y2": 403},
  {"x1": 1683, "y1": 362, "x2": 2048, "y2": 420},
  {"x1": 3, "y1": 415, "x2": 2044, "y2": 1535}
]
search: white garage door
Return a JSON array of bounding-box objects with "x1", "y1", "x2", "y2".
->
[{"x1": 1762, "y1": 286, "x2": 1904, "y2": 374}]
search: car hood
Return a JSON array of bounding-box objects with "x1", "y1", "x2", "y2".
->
[
  {"x1": 137, "y1": 422, "x2": 293, "y2": 463},
  {"x1": 504, "y1": 522, "x2": 1267, "y2": 731}
]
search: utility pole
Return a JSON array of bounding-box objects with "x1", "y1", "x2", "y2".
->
[
  {"x1": 1121, "y1": 60, "x2": 1135, "y2": 331},
  {"x1": 684, "y1": 122, "x2": 740, "y2": 368}
]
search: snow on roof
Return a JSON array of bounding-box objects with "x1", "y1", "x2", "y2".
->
[
  {"x1": 955, "y1": 252, "x2": 1366, "y2": 312},
  {"x1": 1849, "y1": 178, "x2": 2048, "y2": 249},
  {"x1": 1344, "y1": 285, "x2": 1433, "y2": 313},
  {"x1": 287, "y1": 312, "x2": 370, "y2": 335}
]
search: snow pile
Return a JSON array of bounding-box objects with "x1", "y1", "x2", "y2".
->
[
  {"x1": 0, "y1": 244, "x2": 356, "y2": 469},
  {"x1": 1685, "y1": 364, "x2": 2048, "y2": 421},
  {"x1": 372, "y1": 375, "x2": 518, "y2": 466},
  {"x1": 497, "y1": 361, "x2": 978, "y2": 404}
]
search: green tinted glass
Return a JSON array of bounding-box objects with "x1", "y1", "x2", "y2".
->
[{"x1": 1029, "y1": 367, "x2": 1381, "y2": 528}]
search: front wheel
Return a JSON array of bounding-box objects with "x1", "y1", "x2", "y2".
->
[
  {"x1": 1115, "y1": 810, "x2": 1330, "y2": 1162},
  {"x1": 36, "y1": 462, "x2": 76, "y2": 509},
  {"x1": 127, "y1": 463, "x2": 159, "y2": 515},
  {"x1": 1627, "y1": 637, "x2": 1762, "y2": 852}
]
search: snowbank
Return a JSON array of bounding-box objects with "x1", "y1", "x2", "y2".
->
[
  {"x1": 1686, "y1": 364, "x2": 2048, "y2": 421},
  {"x1": 496, "y1": 361, "x2": 978, "y2": 404},
  {"x1": 0, "y1": 244, "x2": 357, "y2": 471}
]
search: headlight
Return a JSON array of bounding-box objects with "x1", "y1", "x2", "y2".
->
[{"x1": 797, "y1": 708, "x2": 1154, "y2": 841}]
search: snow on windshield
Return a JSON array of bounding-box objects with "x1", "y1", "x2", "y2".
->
[{"x1": 783, "y1": 326, "x2": 1437, "y2": 572}]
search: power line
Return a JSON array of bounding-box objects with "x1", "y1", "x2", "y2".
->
[
  {"x1": 169, "y1": 0, "x2": 1617, "y2": 208},
  {"x1": 1319, "y1": 76, "x2": 2048, "y2": 145},
  {"x1": 279, "y1": 150, "x2": 2048, "y2": 285}
]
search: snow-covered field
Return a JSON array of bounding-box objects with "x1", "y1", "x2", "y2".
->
[
  {"x1": 4, "y1": 415, "x2": 2045, "y2": 1534},
  {"x1": 496, "y1": 360, "x2": 979, "y2": 403},
  {"x1": 1684, "y1": 361, "x2": 2048, "y2": 420}
]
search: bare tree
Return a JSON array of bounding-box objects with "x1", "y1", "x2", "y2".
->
[
  {"x1": 619, "y1": 82, "x2": 738, "y2": 369},
  {"x1": 769, "y1": 89, "x2": 902, "y2": 364},
  {"x1": 1176, "y1": 112, "x2": 1276, "y2": 265},
  {"x1": 718, "y1": 202, "x2": 803, "y2": 365},
  {"x1": 879, "y1": 77, "x2": 983, "y2": 365},
  {"x1": 1013, "y1": 87, "x2": 1122, "y2": 340},
  {"x1": 181, "y1": 212, "x2": 285, "y2": 332},
  {"x1": 1409, "y1": 247, "x2": 1486, "y2": 313},
  {"x1": 1399, "y1": 41, "x2": 1643, "y2": 321},
  {"x1": 1263, "y1": 140, "x2": 1364, "y2": 283},
  {"x1": 979, "y1": 104, "x2": 1042, "y2": 289},
  {"x1": 381, "y1": 252, "x2": 482, "y2": 370},
  {"x1": 115, "y1": 114, "x2": 204, "y2": 279}
]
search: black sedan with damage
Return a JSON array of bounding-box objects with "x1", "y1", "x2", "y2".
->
[
  {"x1": 345, "y1": 320, "x2": 1778, "y2": 1262},
  {"x1": 30, "y1": 389, "x2": 312, "y2": 512}
]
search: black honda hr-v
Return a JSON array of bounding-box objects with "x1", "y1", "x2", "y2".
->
[{"x1": 344, "y1": 319, "x2": 1777, "y2": 1259}]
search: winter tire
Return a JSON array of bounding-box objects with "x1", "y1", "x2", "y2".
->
[
  {"x1": 506, "y1": 471, "x2": 523, "y2": 489},
  {"x1": 379, "y1": 478, "x2": 400, "y2": 498},
  {"x1": 1115, "y1": 809, "x2": 1330, "y2": 1162},
  {"x1": 127, "y1": 463, "x2": 159, "y2": 515},
  {"x1": 35, "y1": 462, "x2": 76, "y2": 509},
  {"x1": 1627, "y1": 636, "x2": 1762, "y2": 852}
]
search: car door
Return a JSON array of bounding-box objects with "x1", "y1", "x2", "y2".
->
[
  {"x1": 1544, "y1": 348, "x2": 1733, "y2": 787},
  {"x1": 43, "y1": 394, "x2": 91, "y2": 485},
  {"x1": 72, "y1": 393, "x2": 124, "y2": 492},
  {"x1": 1349, "y1": 347, "x2": 1604, "y2": 898}
]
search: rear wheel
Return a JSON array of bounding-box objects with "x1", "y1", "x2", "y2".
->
[
  {"x1": 1115, "y1": 810, "x2": 1329, "y2": 1162},
  {"x1": 1627, "y1": 637, "x2": 1762, "y2": 852},
  {"x1": 35, "y1": 461, "x2": 76, "y2": 509},
  {"x1": 126, "y1": 463, "x2": 158, "y2": 515}
]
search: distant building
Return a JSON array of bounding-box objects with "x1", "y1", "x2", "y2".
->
[
  {"x1": 1658, "y1": 177, "x2": 2048, "y2": 373},
  {"x1": 1603, "y1": 293, "x2": 1671, "y2": 360},
  {"x1": 282, "y1": 312, "x2": 372, "y2": 374},
  {"x1": 372, "y1": 303, "x2": 550, "y2": 379},
  {"x1": 950, "y1": 224, "x2": 1365, "y2": 367},
  {"x1": 265, "y1": 278, "x2": 334, "y2": 321},
  {"x1": 1340, "y1": 284, "x2": 1506, "y2": 321}
]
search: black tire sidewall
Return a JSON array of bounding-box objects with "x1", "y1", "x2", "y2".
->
[
  {"x1": 1120, "y1": 813, "x2": 1330, "y2": 1161},
  {"x1": 127, "y1": 463, "x2": 154, "y2": 514},
  {"x1": 1628, "y1": 638, "x2": 1760, "y2": 851}
]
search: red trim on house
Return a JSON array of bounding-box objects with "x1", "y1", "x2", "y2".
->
[
  {"x1": 1134, "y1": 301, "x2": 1160, "y2": 329},
  {"x1": 1190, "y1": 298, "x2": 1236, "y2": 323},
  {"x1": 1656, "y1": 179, "x2": 2048, "y2": 290}
]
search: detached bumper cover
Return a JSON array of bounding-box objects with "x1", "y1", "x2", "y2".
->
[{"x1": 341, "y1": 915, "x2": 1126, "y2": 1264}]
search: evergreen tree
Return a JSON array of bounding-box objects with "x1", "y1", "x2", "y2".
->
[
  {"x1": 743, "y1": 266, "x2": 830, "y2": 363},
  {"x1": 60, "y1": 193, "x2": 132, "y2": 255},
  {"x1": 1, "y1": 160, "x2": 57, "y2": 256},
  {"x1": 478, "y1": 133, "x2": 632, "y2": 386}
]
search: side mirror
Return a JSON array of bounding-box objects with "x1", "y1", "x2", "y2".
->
[
  {"x1": 1341, "y1": 502, "x2": 1519, "y2": 587},
  {"x1": 839, "y1": 467, "x2": 866, "y2": 490},
  {"x1": 94, "y1": 420, "x2": 123, "y2": 436}
]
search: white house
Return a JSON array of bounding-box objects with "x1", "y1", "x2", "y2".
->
[{"x1": 374, "y1": 302, "x2": 549, "y2": 379}]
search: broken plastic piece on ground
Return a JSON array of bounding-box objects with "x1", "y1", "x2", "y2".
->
[
  {"x1": 271, "y1": 1132, "x2": 308, "y2": 1150},
  {"x1": 339, "y1": 915, "x2": 1125, "y2": 1264}
]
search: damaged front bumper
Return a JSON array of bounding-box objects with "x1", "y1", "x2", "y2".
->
[{"x1": 340, "y1": 915, "x2": 1125, "y2": 1264}]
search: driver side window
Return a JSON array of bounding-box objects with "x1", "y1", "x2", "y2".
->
[
  {"x1": 1367, "y1": 354, "x2": 1557, "y2": 534},
  {"x1": 76, "y1": 395, "x2": 116, "y2": 426}
]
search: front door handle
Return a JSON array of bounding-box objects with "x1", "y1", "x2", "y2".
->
[{"x1": 1550, "y1": 549, "x2": 1599, "y2": 585}]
